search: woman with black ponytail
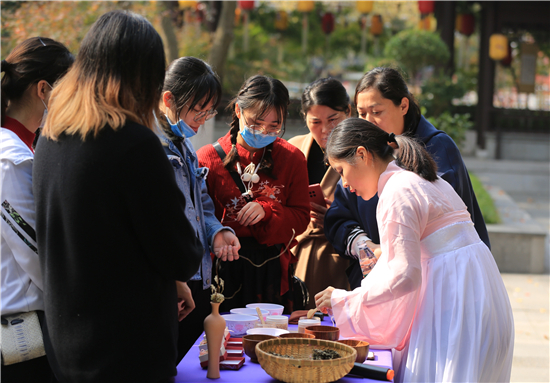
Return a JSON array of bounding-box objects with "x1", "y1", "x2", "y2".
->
[
  {"x1": 315, "y1": 118, "x2": 514, "y2": 382},
  {"x1": 1, "y1": 36, "x2": 73, "y2": 383},
  {"x1": 324, "y1": 67, "x2": 490, "y2": 290},
  {"x1": 197, "y1": 75, "x2": 310, "y2": 312}
]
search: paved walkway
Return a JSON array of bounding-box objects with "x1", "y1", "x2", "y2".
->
[
  {"x1": 502, "y1": 273, "x2": 549, "y2": 382},
  {"x1": 464, "y1": 158, "x2": 550, "y2": 381}
]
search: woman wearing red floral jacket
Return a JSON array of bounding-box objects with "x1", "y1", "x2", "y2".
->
[{"x1": 197, "y1": 75, "x2": 310, "y2": 312}]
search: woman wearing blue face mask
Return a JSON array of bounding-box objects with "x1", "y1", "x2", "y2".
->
[
  {"x1": 197, "y1": 75, "x2": 310, "y2": 313},
  {"x1": 158, "y1": 57, "x2": 241, "y2": 363}
]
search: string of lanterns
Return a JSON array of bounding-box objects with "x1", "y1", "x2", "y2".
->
[{"x1": 170, "y1": 0, "x2": 513, "y2": 70}]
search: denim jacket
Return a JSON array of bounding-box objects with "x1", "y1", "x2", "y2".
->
[{"x1": 162, "y1": 135, "x2": 233, "y2": 290}]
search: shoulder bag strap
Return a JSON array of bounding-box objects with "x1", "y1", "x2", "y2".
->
[{"x1": 212, "y1": 142, "x2": 246, "y2": 194}]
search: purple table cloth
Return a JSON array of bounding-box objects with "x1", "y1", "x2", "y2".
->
[{"x1": 175, "y1": 315, "x2": 394, "y2": 382}]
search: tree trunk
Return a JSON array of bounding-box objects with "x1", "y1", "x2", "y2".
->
[
  {"x1": 160, "y1": 1, "x2": 180, "y2": 64},
  {"x1": 208, "y1": 1, "x2": 236, "y2": 86}
]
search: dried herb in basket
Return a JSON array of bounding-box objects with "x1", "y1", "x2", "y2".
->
[{"x1": 312, "y1": 349, "x2": 341, "y2": 360}]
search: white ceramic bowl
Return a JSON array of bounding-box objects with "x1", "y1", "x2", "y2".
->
[
  {"x1": 222, "y1": 314, "x2": 259, "y2": 336},
  {"x1": 230, "y1": 308, "x2": 269, "y2": 322},
  {"x1": 245, "y1": 303, "x2": 285, "y2": 316},
  {"x1": 246, "y1": 327, "x2": 289, "y2": 337}
]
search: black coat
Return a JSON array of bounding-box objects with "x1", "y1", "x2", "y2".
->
[{"x1": 33, "y1": 121, "x2": 203, "y2": 382}]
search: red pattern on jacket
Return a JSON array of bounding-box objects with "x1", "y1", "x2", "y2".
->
[{"x1": 197, "y1": 132, "x2": 310, "y2": 295}]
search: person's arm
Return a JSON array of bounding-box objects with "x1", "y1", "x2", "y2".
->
[
  {"x1": 0, "y1": 157, "x2": 43, "y2": 290},
  {"x1": 426, "y1": 134, "x2": 491, "y2": 249},
  {"x1": 324, "y1": 183, "x2": 426, "y2": 350},
  {"x1": 246, "y1": 150, "x2": 310, "y2": 247},
  {"x1": 123, "y1": 137, "x2": 203, "y2": 282},
  {"x1": 324, "y1": 181, "x2": 381, "y2": 257},
  {"x1": 176, "y1": 281, "x2": 195, "y2": 321},
  {"x1": 200, "y1": 177, "x2": 240, "y2": 261}
]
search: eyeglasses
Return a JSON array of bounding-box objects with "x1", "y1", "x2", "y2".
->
[
  {"x1": 242, "y1": 113, "x2": 282, "y2": 137},
  {"x1": 193, "y1": 109, "x2": 218, "y2": 122},
  {"x1": 186, "y1": 104, "x2": 218, "y2": 122}
]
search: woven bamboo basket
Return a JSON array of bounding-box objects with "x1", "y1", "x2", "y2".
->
[{"x1": 255, "y1": 337, "x2": 356, "y2": 383}]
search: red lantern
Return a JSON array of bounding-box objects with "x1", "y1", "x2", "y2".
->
[
  {"x1": 501, "y1": 43, "x2": 513, "y2": 67},
  {"x1": 459, "y1": 13, "x2": 475, "y2": 36},
  {"x1": 238, "y1": 1, "x2": 254, "y2": 11},
  {"x1": 322, "y1": 12, "x2": 335, "y2": 35},
  {"x1": 418, "y1": 1, "x2": 435, "y2": 14}
]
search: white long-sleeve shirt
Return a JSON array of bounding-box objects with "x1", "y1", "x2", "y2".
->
[{"x1": 1, "y1": 127, "x2": 44, "y2": 316}]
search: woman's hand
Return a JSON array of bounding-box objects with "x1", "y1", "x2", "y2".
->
[
  {"x1": 314, "y1": 286, "x2": 335, "y2": 313},
  {"x1": 236, "y1": 201, "x2": 265, "y2": 226},
  {"x1": 176, "y1": 281, "x2": 195, "y2": 321},
  {"x1": 213, "y1": 230, "x2": 241, "y2": 261},
  {"x1": 310, "y1": 198, "x2": 332, "y2": 229}
]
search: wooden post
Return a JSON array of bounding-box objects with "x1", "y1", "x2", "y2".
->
[
  {"x1": 434, "y1": 1, "x2": 456, "y2": 75},
  {"x1": 302, "y1": 13, "x2": 308, "y2": 55},
  {"x1": 243, "y1": 11, "x2": 249, "y2": 52},
  {"x1": 475, "y1": 2, "x2": 497, "y2": 152}
]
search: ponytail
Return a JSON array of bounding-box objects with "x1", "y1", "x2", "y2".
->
[
  {"x1": 393, "y1": 135, "x2": 437, "y2": 181},
  {"x1": 326, "y1": 117, "x2": 437, "y2": 182},
  {"x1": 1, "y1": 37, "x2": 73, "y2": 127}
]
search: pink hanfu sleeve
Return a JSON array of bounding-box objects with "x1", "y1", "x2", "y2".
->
[{"x1": 331, "y1": 181, "x2": 428, "y2": 350}]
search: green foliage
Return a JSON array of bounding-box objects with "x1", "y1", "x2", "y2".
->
[
  {"x1": 426, "y1": 112, "x2": 472, "y2": 149},
  {"x1": 531, "y1": 29, "x2": 550, "y2": 59},
  {"x1": 469, "y1": 172, "x2": 501, "y2": 224},
  {"x1": 384, "y1": 29, "x2": 450, "y2": 81},
  {"x1": 419, "y1": 72, "x2": 468, "y2": 117}
]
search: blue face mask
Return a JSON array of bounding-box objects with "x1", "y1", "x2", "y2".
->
[
  {"x1": 239, "y1": 126, "x2": 277, "y2": 149},
  {"x1": 166, "y1": 115, "x2": 196, "y2": 138}
]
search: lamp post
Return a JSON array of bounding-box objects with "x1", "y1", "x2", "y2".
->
[
  {"x1": 370, "y1": 14, "x2": 383, "y2": 56},
  {"x1": 238, "y1": 1, "x2": 255, "y2": 52},
  {"x1": 298, "y1": 1, "x2": 314, "y2": 55},
  {"x1": 356, "y1": 1, "x2": 373, "y2": 57},
  {"x1": 321, "y1": 12, "x2": 335, "y2": 61}
]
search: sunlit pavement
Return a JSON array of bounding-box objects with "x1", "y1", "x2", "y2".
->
[{"x1": 501, "y1": 273, "x2": 549, "y2": 382}]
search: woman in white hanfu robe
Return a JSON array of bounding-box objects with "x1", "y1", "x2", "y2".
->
[{"x1": 316, "y1": 118, "x2": 514, "y2": 383}]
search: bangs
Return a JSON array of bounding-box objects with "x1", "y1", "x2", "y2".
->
[{"x1": 187, "y1": 75, "x2": 222, "y2": 112}]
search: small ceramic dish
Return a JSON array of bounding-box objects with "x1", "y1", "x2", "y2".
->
[
  {"x1": 230, "y1": 308, "x2": 269, "y2": 322},
  {"x1": 221, "y1": 314, "x2": 259, "y2": 336},
  {"x1": 246, "y1": 327, "x2": 289, "y2": 337},
  {"x1": 245, "y1": 303, "x2": 284, "y2": 316}
]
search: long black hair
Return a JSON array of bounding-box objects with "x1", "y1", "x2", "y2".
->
[
  {"x1": 326, "y1": 117, "x2": 437, "y2": 182},
  {"x1": 161, "y1": 56, "x2": 222, "y2": 136},
  {"x1": 1, "y1": 37, "x2": 73, "y2": 126},
  {"x1": 355, "y1": 67, "x2": 421, "y2": 135},
  {"x1": 43, "y1": 10, "x2": 166, "y2": 139},
  {"x1": 224, "y1": 75, "x2": 290, "y2": 178},
  {"x1": 301, "y1": 77, "x2": 350, "y2": 117}
]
